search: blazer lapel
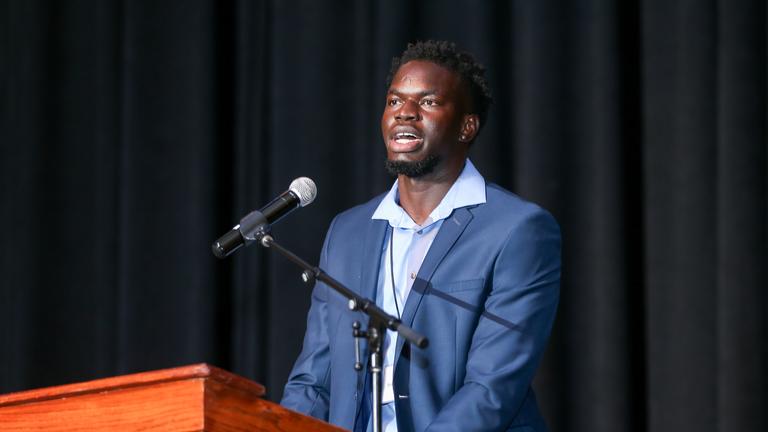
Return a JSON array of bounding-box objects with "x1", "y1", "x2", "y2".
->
[
  {"x1": 394, "y1": 207, "x2": 474, "y2": 365},
  {"x1": 358, "y1": 217, "x2": 388, "y2": 307}
]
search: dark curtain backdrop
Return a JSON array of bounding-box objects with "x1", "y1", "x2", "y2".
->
[{"x1": 1, "y1": 1, "x2": 766, "y2": 431}]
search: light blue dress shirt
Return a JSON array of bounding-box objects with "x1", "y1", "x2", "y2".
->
[{"x1": 369, "y1": 159, "x2": 487, "y2": 432}]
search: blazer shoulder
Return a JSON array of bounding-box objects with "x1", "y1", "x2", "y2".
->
[{"x1": 482, "y1": 183, "x2": 559, "y2": 228}]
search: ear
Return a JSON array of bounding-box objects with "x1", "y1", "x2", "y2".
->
[{"x1": 458, "y1": 114, "x2": 480, "y2": 143}]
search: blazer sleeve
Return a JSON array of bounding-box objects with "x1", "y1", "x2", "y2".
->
[
  {"x1": 425, "y1": 209, "x2": 561, "y2": 431},
  {"x1": 279, "y1": 216, "x2": 338, "y2": 420}
]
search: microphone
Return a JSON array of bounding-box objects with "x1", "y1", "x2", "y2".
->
[{"x1": 212, "y1": 177, "x2": 317, "y2": 259}]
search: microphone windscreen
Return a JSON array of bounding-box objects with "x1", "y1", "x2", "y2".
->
[{"x1": 289, "y1": 177, "x2": 317, "y2": 207}]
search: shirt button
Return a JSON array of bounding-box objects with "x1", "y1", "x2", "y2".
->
[
  {"x1": 417, "y1": 230, "x2": 423, "y2": 235},
  {"x1": 410, "y1": 272, "x2": 416, "y2": 279}
]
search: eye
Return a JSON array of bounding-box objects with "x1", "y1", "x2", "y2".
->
[
  {"x1": 387, "y1": 98, "x2": 402, "y2": 107},
  {"x1": 420, "y1": 99, "x2": 437, "y2": 106}
]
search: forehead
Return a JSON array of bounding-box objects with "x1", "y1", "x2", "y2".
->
[{"x1": 389, "y1": 60, "x2": 463, "y2": 95}]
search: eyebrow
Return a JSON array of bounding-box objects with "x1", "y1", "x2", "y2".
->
[{"x1": 387, "y1": 89, "x2": 440, "y2": 97}]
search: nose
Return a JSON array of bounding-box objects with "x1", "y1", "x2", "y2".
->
[{"x1": 395, "y1": 100, "x2": 419, "y2": 121}]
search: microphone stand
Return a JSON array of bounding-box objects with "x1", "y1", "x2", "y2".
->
[{"x1": 256, "y1": 231, "x2": 428, "y2": 432}]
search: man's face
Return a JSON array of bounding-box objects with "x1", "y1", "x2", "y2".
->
[{"x1": 381, "y1": 60, "x2": 474, "y2": 178}]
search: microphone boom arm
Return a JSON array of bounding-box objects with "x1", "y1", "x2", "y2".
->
[{"x1": 258, "y1": 233, "x2": 429, "y2": 349}]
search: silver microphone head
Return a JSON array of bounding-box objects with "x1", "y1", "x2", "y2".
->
[{"x1": 289, "y1": 177, "x2": 317, "y2": 207}]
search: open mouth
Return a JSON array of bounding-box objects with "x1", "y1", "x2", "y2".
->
[{"x1": 389, "y1": 131, "x2": 424, "y2": 152}]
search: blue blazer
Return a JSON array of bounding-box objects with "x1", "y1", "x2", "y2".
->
[{"x1": 281, "y1": 183, "x2": 561, "y2": 432}]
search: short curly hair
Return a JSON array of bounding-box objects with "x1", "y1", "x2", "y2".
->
[{"x1": 386, "y1": 40, "x2": 493, "y2": 131}]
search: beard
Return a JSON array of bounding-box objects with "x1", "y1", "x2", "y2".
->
[{"x1": 384, "y1": 154, "x2": 440, "y2": 178}]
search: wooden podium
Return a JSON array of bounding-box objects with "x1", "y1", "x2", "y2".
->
[{"x1": 0, "y1": 363, "x2": 346, "y2": 431}]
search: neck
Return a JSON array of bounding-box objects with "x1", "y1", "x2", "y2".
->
[{"x1": 397, "y1": 159, "x2": 465, "y2": 225}]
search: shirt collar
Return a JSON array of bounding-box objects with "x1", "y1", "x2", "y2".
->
[{"x1": 371, "y1": 159, "x2": 486, "y2": 229}]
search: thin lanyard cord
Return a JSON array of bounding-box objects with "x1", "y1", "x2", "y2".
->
[{"x1": 389, "y1": 228, "x2": 402, "y2": 319}]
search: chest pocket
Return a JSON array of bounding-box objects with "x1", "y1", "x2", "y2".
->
[
  {"x1": 431, "y1": 278, "x2": 485, "y2": 293},
  {"x1": 427, "y1": 278, "x2": 487, "y2": 311}
]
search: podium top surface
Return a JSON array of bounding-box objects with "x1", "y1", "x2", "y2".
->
[{"x1": 0, "y1": 363, "x2": 265, "y2": 407}]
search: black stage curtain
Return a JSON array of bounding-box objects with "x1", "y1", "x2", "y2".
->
[{"x1": 1, "y1": 1, "x2": 766, "y2": 431}]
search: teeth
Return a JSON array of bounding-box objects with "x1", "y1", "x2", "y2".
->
[{"x1": 395, "y1": 132, "x2": 418, "y2": 139}]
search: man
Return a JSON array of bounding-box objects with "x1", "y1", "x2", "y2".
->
[{"x1": 281, "y1": 40, "x2": 561, "y2": 432}]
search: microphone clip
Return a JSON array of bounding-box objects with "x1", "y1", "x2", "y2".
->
[{"x1": 237, "y1": 209, "x2": 270, "y2": 246}]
